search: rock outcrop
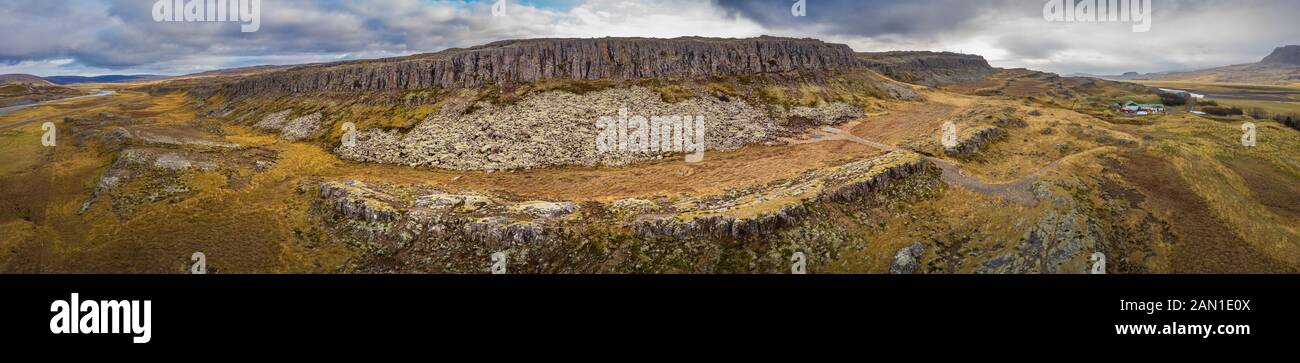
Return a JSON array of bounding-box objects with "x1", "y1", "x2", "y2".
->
[
  {"x1": 318, "y1": 180, "x2": 578, "y2": 249},
  {"x1": 254, "y1": 111, "x2": 325, "y2": 141},
  {"x1": 890, "y1": 243, "x2": 925, "y2": 274},
  {"x1": 320, "y1": 151, "x2": 934, "y2": 248},
  {"x1": 786, "y1": 102, "x2": 864, "y2": 128},
  {"x1": 631, "y1": 151, "x2": 932, "y2": 239},
  {"x1": 314, "y1": 151, "x2": 941, "y2": 273},
  {"x1": 859, "y1": 51, "x2": 995, "y2": 86},
  {"x1": 944, "y1": 125, "x2": 1005, "y2": 157},
  {"x1": 221, "y1": 36, "x2": 864, "y2": 97},
  {"x1": 975, "y1": 182, "x2": 1103, "y2": 274}
]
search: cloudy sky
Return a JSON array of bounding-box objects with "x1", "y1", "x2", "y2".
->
[{"x1": 1, "y1": 0, "x2": 1297, "y2": 77}]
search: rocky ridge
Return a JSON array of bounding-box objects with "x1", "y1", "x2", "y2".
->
[
  {"x1": 632, "y1": 150, "x2": 931, "y2": 239},
  {"x1": 319, "y1": 180, "x2": 579, "y2": 249},
  {"x1": 944, "y1": 125, "x2": 1006, "y2": 157},
  {"x1": 221, "y1": 36, "x2": 865, "y2": 97},
  {"x1": 317, "y1": 151, "x2": 936, "y2": 270},
  {"x1": 859, "y1": 51, "x2": 996, "y2": 86}
]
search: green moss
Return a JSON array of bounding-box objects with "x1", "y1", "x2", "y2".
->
[
  {"x1": 653, "y1": 84, "x2": 695, "y2": 103},
  {"x1": 531, "y1": 79, "x2": 616, "y2": 95},
  {"x1": 705, "y1": 82, "x2": 737, "y2": 101}
]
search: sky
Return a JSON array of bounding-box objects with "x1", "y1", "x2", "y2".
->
[{"x1": 1, "y1": 0, "x2": 1297, "y2": 77}]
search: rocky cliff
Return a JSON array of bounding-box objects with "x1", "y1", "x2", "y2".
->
[
  {"x1": 858, "y1": 51, "x2": 995, "y2": 86},
  {"x1": 220, "y1": 36, "x2": 864, "y2": 97}
]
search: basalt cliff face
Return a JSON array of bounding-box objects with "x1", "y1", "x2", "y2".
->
[
  {"x1": 219, "y1": 36, "x2": 864, "y2": 97},
  {"x1": 858, "y1": 51, "x2": 996, "y2": 86},
  {"x1": 204, "y1": 36, "x2": 927, "y2": 171}
]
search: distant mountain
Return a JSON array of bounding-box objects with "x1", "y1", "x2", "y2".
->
[
  {"x1": 1116, "y1": 71, "x2": 1142, "y2": 79},
  {"x1": 1071, "y1": 70, "x2": 1183, "y2": 81},
  {"x1": 43, "y1": 74, "x2": 160, "y2": 84},
  {"x1": 1151, "y1": 45, "x2": 1300, "y2": 85},
  {"x1": 1260, "y1": 45, "x2": 1300, "y2": 65},
  {"x1": 0, "y1": 73, "x2": 55, "y2": 86}
]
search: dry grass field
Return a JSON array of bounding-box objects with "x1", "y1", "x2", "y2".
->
[{"x1": 1, "y1": 71, "x2": 1296, "y2": 273}]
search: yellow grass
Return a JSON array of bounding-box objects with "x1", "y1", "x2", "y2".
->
[{"x1": 1144, "y1": 113, "x2": 1300, "y2": 265}]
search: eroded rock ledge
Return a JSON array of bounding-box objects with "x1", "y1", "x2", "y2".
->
[
  {"x1": 632, "y1": 151, "x2": 931, "y2": 239},
  {"x1": 944, "y1": 125, "x2": 1006, "y2": 157},
  {"x1": 317, "y1": 151, "x2": 934, "y2": 254},
  {"x1": 319, "y1": 180, "x2": 580, "y2": 249}
]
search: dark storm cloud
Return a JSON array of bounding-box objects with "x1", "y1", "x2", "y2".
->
[
  {"x1": 995, "y1": 33, "x2": 1065, "y2": 60},
  {"x1": 712, "y1": 0, "x2": 1001, "y2": 38},
  {"x1": 0, "y1": 0, "x2": 109, "y2": 64},
  {"x1": 0, "y1": 0, "x2": 550, "y2": 72}
]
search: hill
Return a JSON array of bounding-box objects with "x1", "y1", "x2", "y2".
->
[
  {"x1": 0, "y1": 74, "x2": 88, "y2": 108},
  {"x1": 1260, "y1": 45, "x2": 1300, "y2": 65},
  {"x1": 44, "y1": 75, "x2": 160, "y2": 84},
  {"x1": 0, "y1": 74, "x2": 54, "y2": 86},
  {"x1": 1151, "y1": 45, "x2": 1300, "y2": 85}
]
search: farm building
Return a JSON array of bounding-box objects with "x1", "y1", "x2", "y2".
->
[{"x1": 1116, "y1": 101, "x2": 1165, "y2": 114}]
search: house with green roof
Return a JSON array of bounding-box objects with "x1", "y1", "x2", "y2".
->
[{"x1": 1118, "y1": 101, "x2": 1165, "y2": 114}]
